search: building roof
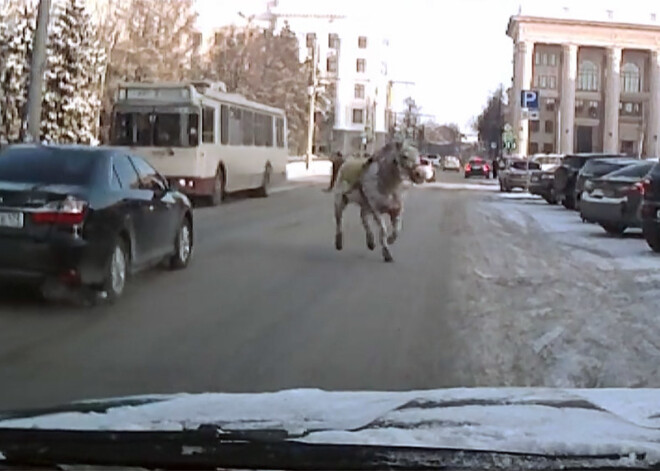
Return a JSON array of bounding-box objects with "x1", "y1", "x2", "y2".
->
[
  {"x1": 515, "y1": 5, "x2": 660, "y2": 27},
  {"x1": 507, "y1": 13, "x2": 660, "y2": 39}
]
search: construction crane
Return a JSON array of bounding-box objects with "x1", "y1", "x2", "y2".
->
[{"x1": 254, "y1": 1, "x2": 346, "y2": 32}]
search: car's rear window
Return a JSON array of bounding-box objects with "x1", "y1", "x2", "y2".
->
[
  {"x1": 582, "y1": 160, "x2": 633, "y2": 177},
  {"x1": 0, "y1": 147, "x2": 99, "y2": 185},
  {"x1": 604, "y1": 161, "x2": 655, "y2": 179},
  {"x1": 512, "y1": 161, "x2": 540, "y2": 170}
]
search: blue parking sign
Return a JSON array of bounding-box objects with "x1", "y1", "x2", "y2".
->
[{"x1": 521, "y1": 90, "x2": 539, "y2": 110}]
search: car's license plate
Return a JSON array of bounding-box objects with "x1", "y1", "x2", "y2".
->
[
  {"x1": 473, "y1": 166, "x2": 482, "y2": 170},
  {"x1": 532, "y1": 176, "x2": 539, "y2": 182},
  {"x1": 0, "y1": 211, "x2": 24, "y2": 228},
  {"x1": 656, "y1": 209, "x2": 660, "y2": 219}
]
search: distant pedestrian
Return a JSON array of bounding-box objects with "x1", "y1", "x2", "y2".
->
[{"x1": 325, "y1": 151, "x2": 344, "y2": 192}]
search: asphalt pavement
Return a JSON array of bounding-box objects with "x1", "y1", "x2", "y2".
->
[
  {"x1": 1, "y1": 170, "x2": 655, "y2": 411},
  {"x1": 0, "y1": 172, "x2": 485, "y2": 410}
]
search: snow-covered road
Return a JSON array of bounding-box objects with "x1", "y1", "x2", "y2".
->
[{"x1": 442, "y1": 188, "x2": 660, "y2": 388}]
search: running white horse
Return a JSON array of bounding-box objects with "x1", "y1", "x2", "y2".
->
[{"x1": 333, "y1": 141, "x2": 426, "y2": 263}]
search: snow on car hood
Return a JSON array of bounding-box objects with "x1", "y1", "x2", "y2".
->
[{"x1": 1, "y1": 388, "x2": 660, "y2": 461}]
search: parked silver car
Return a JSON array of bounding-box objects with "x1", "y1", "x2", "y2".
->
[{"x1": 499, "y1": 158, "x2": 540, "y2": 192}]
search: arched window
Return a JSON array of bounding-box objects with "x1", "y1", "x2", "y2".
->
[
  {"x1": 578, "y1": 61, "x2": 599, "y2": 91},
  {"x1": 622, "y1": 63, "x2": 641, "y2": 93}
]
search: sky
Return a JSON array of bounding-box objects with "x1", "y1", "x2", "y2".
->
[{"x1": 196, "y1": 0, "x2": 660, "y2": 132}]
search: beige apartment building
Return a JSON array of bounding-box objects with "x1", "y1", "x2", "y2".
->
[{"x1": 507, "y1": 14, "x2": 660, "y2": 157}]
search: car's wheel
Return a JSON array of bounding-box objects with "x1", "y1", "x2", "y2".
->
[
  {"x1": 601, "y1": 223, "x2": 627, "y2": 236},
  {"x1": 562, "y1": 191, "x2": 576, "y2": 210},
  {"x1": 543, "y1": 194, "x2": 557, "y2": 205},
  {"x1": 170, "y1": 217, "x2": 193, "y2": 270},
  {"x1": 101, "y1": 238, "x2": 129, "y2": 302},
  {"x1": 255, "y1": 164, "x2": 272, "y2": 198},
  {"x1": 210, "y1": 167, "x2": 225, "y2": 206},
  {"x1": 643, "y1": 224, "x2": 660, "y2": 252}
]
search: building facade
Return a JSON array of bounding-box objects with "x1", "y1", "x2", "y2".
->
[
  {"x1": 507, "y1": 14, "x2": 660, "y2": 158},
  {"x1": 285, "y1": 16, "x2": 390, "y2": 155}
]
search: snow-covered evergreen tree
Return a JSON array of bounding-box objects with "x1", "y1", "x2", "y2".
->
[
  {"x1": 42, "y1": 0, "x2": 106, "y2": 144},
  {"x1": 0, "y1": 4, "x2": 34, "y2": 143}
]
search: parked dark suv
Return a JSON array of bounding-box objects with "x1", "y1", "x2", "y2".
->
[
  {"x1": 553, "y1": 153, "x2": 624, "y2": 210},
  {"x1": 641, "y1": 162, "x2": 660, "y2": 252}
]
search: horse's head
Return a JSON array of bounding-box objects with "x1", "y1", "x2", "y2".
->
[{"x1": 390, "y1": 141, "x2": 425, "y2": 184}]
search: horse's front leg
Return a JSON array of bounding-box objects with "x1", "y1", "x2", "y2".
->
[
  {"x1": 360, "y1": 205, "x2": 376, "y2": 251},
  {"x1": 387, "y1": 194, "x2": 403, "y2": 245},
  {"x1": 368, "y1": 209, "x2": 393, "y2": 263},
  {"x1": 388, "y1": 207, "x2": 403, "y2": 245},
  {"x1": 334, "y1": 193, "x2": 347, "y2": 250}
]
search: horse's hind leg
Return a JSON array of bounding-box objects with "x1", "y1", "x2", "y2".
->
[
  {"x1": 334, "y1": 194, "x2": 347, "y2": 251},
  {"x1": 360, "y1": 206, "x2": 375, "y2": 251}
]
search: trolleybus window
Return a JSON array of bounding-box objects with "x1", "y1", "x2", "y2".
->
[
  {"x1": 229, "y1": 107, "x2": 242, "y2": 145},
  {"x1": 276, "y1": 118, "x2": 284, "y2": 148},
  {"x1": 112, "y1": 111, "x2": 199, "y2": 147},
  {"x1": 264, "y1": 115, "x2": 274, "y2": 147},
  {"x1": 254, "y1": 114, "x2": 265, "y2": 147},
  {"x1": 154, "y1": 114, "x2": 181, "y2": 147},
  {"x1": 202, "y1": 106, "x2": 215, "y2": 144},
  {"x1": 220, "y1": 105, "x2": 228, "y2": 145},
  {"x1": 242, "y1": 110, "x2": 254, "y2": 146}
]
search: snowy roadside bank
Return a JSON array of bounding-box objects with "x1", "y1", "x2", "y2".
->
[{"x1": 450, "y1": 195, "x2": 660, "y2": 388}]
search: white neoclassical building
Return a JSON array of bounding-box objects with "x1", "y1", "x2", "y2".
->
[{"x1": 507, "y1": 12, "x2": 660, "y2": 157}]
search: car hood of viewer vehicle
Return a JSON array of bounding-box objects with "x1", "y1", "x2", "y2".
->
[{"x1": 1, "y1": 388, "x2": 660, "y2": 466}]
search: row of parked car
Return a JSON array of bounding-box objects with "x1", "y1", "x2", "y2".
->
[{"x1": 521, "y1": 152, "x2": 660, "y2": 251}]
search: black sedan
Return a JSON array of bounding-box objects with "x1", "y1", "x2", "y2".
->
[
  {"x1": 0, "y1": 144, "x2": 194, "y2": 302},
  {"x1": 579, "y1": 160, "x2": 655, "y2": 235}
]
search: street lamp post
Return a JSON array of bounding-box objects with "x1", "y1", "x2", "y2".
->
[
  {"x1": 305, "y1": 38, "x2": 318, "y2": 170},
  {"x1": 24, "y1": 0, "x2": 52, "y2": 142}
]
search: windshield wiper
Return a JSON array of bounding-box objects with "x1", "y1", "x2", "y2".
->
[{"x1": 0, "y1": 426, "x2": 654, "y2": 471}]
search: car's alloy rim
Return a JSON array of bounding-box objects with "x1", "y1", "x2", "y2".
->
[
  {"x1": 111, "y1": 246, "x2": 126, "y2": 294},
  {"x1": 179, "y1": 224, "x2": 192, "y2": 262}
]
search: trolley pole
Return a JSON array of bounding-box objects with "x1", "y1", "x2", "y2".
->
[{"x1": 25, "y1": 0, "x2": 52, "y2": 142}]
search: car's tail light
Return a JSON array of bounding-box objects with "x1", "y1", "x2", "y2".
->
[
  {"x1": 32, "y1": 196, "x2": 88, "y2": 225},
  {"x1": 643, "y1": 178, "x2": 652, "y2": 197},
  {"x1": 635, "y1": 181, "x2": 645, "y2": 195},
  {"x1": 484, "y1": 164, "x2": 490, "y2": 172},
  {"x1": 465, "y1": 164, "x2": 471, "y2": 172}
]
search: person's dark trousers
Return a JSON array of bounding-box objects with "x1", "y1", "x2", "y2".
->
[{"x1": 325, "y1": 156, "x2": 342, "y2": 191}]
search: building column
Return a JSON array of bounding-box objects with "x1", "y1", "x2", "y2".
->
[
  {"x1": 647, "y1": 50, "x2": 660, "y2": 157},
  {"x1": 512, "y1": 40, "x2": 534, "y2": 156},
  {"x1": 560, "y1": 44, "x2": 578, "y2": 154},
  {"x1": 603, "y1": 47, "x2": 622, "y2": 153}
]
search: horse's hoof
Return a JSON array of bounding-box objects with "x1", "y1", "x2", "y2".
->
[
  {"x1": 367, "y1": 237, "x2": 375, "y2": 251},
  {"x1": 335, "y1": 234, "x2": 343, "y2": 251},
  {"x1": 382, "y1": 248, "x2": 393, "y2": 263},
  {"x1": 387, "y1": 235, "x2": 397, "y2": 245}
]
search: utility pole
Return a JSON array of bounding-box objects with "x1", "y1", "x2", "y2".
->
[
  {"x1": 305, "y1": 38, "x2": 318, "y2": 170},
  {"x1": 25, "y1": 0, "x2": 52, "y2": 143}
]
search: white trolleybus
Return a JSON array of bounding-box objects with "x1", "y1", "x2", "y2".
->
[{"x1": 109, "y1": 81, "x2": 288, "y2": 204}]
